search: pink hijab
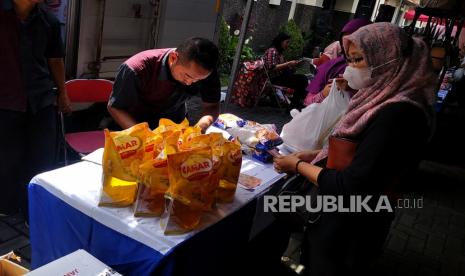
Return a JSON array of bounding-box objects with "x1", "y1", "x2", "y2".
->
[
  {"x1": 322, "y1": 41, "x2": 342, "y2": 60},
  {"x1": 312, "y1": 23, "x2": 437, "y2": 164}
]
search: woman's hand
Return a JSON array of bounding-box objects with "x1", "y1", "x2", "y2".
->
[
  {"x1": 321, "y1": 82, "x2": 332, "y2": 97},
  {"x1": 287, "y1": 60, "x2": 300, "y2": 69},
  {"x1": 273, "y1": 155, "x2": 300, "y2": 174},
  {"x1": 290, "y1": 150, "x2": 320, "y2": 163},
  {"x1": 335, "y1": 77, "x2": 349, "y2": 91}
]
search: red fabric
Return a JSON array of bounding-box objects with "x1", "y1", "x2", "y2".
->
[
  {"x1": 231, "y1": 60, "x2": 267, "y2": 107},
  {"x1": 65, "y1": 130, "x2": 105, "y2": 154},
  {"x1": 63, "y1": 79, "x2": 112, "y2": 154},
  {"x1": 403, "y1": 10, "x2": 430, "y2": 22},
  {"x1": 65, "y1": 79, "x2": 113, "y2": 103},
  {"x1": 312, "y1": 54, "x2": 331, "y2": 67}
]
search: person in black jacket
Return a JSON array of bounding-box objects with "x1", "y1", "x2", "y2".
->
[
  {"x1": 273, "y1": 23, "x2": 436, "y2": 275},
  {"x1": 0, "y1": 0, "x2": 70, "y2": 217}
]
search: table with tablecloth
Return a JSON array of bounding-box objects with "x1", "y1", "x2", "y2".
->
[{"x1": 28, "y1": 149, "x2": 285, "y2": 276}]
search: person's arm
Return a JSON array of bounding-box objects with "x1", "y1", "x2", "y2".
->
[
  {"x1": 196, "y1": 102, "x2": 220, "y2": 132},
  {"x1": 298, "y1": 162, "x2": 322, "y2": 185},
  {"x1": 48, "y1": 58, "x2": 71, "y2": 113},
  {"x1": 44, "y1": 13, "x2": 70, "y2": 113},
  {"x1": 273, "y1": 150, "x2": 322, "y2": 184},
  {"x1": 303, "y1": 61, "x2": 336, "y2": 106},
  {"x1": 107, "y1": 64, "x2": 140, "y2": 129},
  {"x1": 275, "y1": 60, "x2": 299, "y2": 70},
  {"x1": 107, "y1": 105, "x2": 137, "y2": 129},
  {"x1": 264, "y1": 48, "x2": 296, "y2": 71},
  {"x1": 304, "y1": 82, "x2": 332, "y2": 106},
  {"x1": 197, "y1": 69, "x2": 221, "y2": 132}
]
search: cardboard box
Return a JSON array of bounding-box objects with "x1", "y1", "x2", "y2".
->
[
  {"x1": 26, "y1": 250, "x2": 121, "y2": 276},
  {"x1": 0, "y1": 253, "x2": 29, "y2": 276}
]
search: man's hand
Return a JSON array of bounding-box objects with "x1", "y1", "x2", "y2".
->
[
  {"x1": 200, "y1": 101, "x2": 219, "y2": 132},
  {"x1": 196, "y1": 115, "x2": 214, "y2": 133},
  {"x1": 273, "y1": 155, "x2": 300, "y2": 174},
  {"x1": 57, "y1": 90, "x2": 72, "y2": 114}
]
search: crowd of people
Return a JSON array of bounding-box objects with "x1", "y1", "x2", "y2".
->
[{"x1": 3, "y1": 0, "x2": 464, "y2": 275}]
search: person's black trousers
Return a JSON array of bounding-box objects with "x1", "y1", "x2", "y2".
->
[
  {"x1": 0, "y1": 105, "x2": 57, "y2": 216},
  {"x1": 271, "y1": 73, "x2": 308, "y2": 110},
  {"x1": 301, "y1": 211, "x2": 393, "y2": 276}
]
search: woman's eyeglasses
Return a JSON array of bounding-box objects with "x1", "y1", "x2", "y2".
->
[{"x1": 346, "y1": 56, "x2": 364, "y2": 64}]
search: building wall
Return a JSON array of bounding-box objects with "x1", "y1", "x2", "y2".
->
[
  {"x1": 223, "y1": 0, "x2": 324, "y2": 53},
  {"x1": 222, "y1": 0, "x2": 354, "y2": 55}
]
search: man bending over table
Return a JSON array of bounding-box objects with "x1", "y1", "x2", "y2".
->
[{"x1": 108, "y1": 37, "x2": 221, "y2": 131}]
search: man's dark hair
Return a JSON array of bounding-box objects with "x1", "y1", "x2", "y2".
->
[
  {"x1": 272, "y1": 32, "x2": 291, "y2": 53},
  {"x1": 176, "y1": 37, "x2": 219, "y2": 71}
]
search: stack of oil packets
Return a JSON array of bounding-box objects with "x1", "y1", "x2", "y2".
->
[{"x1": 99, "y1": 118, "x2": 242, "y2": 235}]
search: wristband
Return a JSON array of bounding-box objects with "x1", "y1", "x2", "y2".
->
[{"x1": 295, "y1": 159, "x2": 304, "y2": 174}]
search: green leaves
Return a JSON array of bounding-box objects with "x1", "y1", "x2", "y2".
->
[
  {"x1": 279, "y1": 20, "x2": 304, "y2": 61},
  {"x1": 218, "y1": 17, "x2": 256, "y2": 77}
]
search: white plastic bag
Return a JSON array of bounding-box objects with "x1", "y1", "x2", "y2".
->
[{"x1": 280, "y1": 79, "x2": 350, "y2": 152}]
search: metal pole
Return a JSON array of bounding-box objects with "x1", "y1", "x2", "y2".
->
[
  {"x1": 88, "y1": 0, "x2": 106, "y2": 78},
  {"x1": 222, "y1": 0, "x2": 254, "y2": 112},
  {"x1": 392, "y1": 0, "x2": 405, "y2": 25},
  {"x1": 288, "y1": 0, "x2": 297, "y2": 21}
]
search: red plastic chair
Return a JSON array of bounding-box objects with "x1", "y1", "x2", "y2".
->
[{"x1": 61, "y1": 79, "x2": 113, "y2": 165}]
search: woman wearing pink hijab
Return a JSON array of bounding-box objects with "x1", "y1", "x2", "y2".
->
[{"x1": 274, "y1": 23, "x2": 436, "y2": 275}]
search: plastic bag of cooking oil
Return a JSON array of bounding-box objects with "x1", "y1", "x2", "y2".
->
[
  {"x1": 134, "y1": 159, "x2": 169, "y2": 216},
  {"x1": 180, "y1": 133, "x2": 226, "y2": 209},
  {"x1": 156, "y1": 118, "x2": 189, "y2": 133},
  {"x1": 142, "y1": 131, "x2": 164, "y2": 162},
  {"x1": 161, "y1": 147, "x2": 213, "y2": 234},
  {"x1": 180, "y1": 126, "x2": 202, "y2": 145},
  {"x1": 161, "y1": 130, "x2": 181, "y2": 157},
  {"x1": 99, "y1": 123, "x2": 151, "y2": 207},
  {"x1": 134, "y1": 131, "x2": 180, "y2": 216},
  {"x1": 179, "y1": 133, "x2": 210, "y2": 151},
  {"x1": 208, "y1": 133, "x2": 227, "y2": 205},
  {"x1": 217, "y1": 139, "x2": 242, "y2": 203}
]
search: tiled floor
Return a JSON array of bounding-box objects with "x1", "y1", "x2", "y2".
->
[{"x1": 0, "y1": 213, "x2": 30, "y2": 269}]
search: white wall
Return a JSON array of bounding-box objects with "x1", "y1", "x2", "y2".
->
[
  {"x1": 99, "y1": 0, "x2": 157, "y2": 78},
  {"x1": 76, "y1": 0, "x2": 100, "y2": 78},
  {"x1": 75, "y1": 0, "x2": 219, "y2": 78},
  {"x1": 157, "y1": 0, "x2": 219, "y2": 48}
]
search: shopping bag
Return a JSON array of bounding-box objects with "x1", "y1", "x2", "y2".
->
[{"x1": 280, "y1": 79, "x2": 350, "y2": 152}]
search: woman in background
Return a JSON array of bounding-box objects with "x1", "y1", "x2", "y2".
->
[
  {"x1": 263, "y1": 32, "x2": 308, "y2": 110},
  {"x1": 304, "y1": 18, "x2": 372, "y2": 106}
]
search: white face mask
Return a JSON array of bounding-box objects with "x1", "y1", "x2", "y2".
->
[
  {"x1": 343, "y1": 58, "x2": 399, "y2": 90},
  {"x1": 343, "y1": 66, "x2": 374, "y2": 90}
]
